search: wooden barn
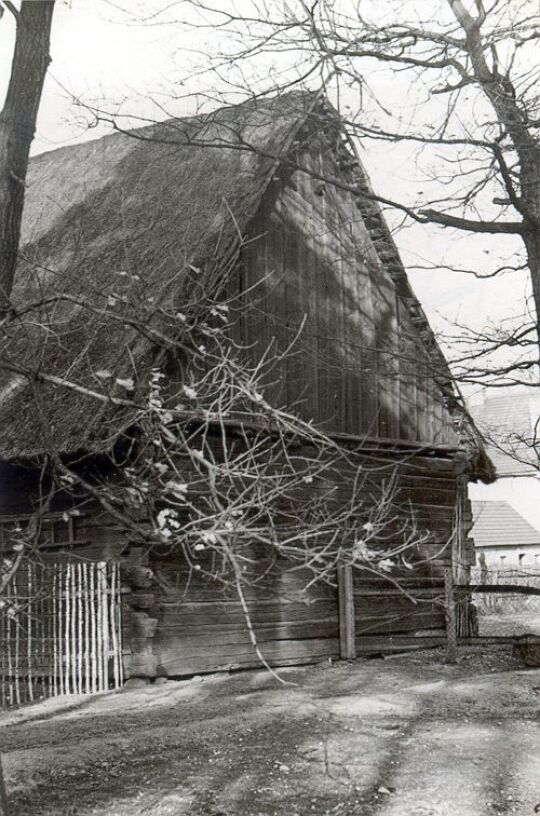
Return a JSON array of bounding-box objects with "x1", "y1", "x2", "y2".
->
[{"x1": 0, "y1": 93, "x2": 493, "y2": 703}]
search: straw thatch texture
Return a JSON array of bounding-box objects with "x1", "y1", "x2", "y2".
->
[{"x1": 0, "y1": 94, "x2": 315, "y2": 459}]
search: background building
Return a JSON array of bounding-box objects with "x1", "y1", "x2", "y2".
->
[{"x1": 469, "y1": 389, "x2": 540, "y2": 568}]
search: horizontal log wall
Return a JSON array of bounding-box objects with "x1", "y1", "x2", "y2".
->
[
  {"x1": 1, "y1": 447, "x2": 465, "y2": 682},
  {"x1": 147, "y1": 448, "x2": 460, "y2": 676},
  {"x1": 151, "y1": 554, "x2": 340, "y2": 675},
  {"x1": 351, "y1": 450, "x2": 452, "y2": 650}
]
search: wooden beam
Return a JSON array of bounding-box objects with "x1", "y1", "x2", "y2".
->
[
  {"x1": 337, "y1": 565, "x2": 356, "y2": 660},
  {"x1": 458, "y1": 584, "x2": 540, "y2": 596},
  {"x1": 444, "y1": 565, "x2": 457, "y2": 664},
  {"x1": 0, "y1": 754, "x2": 9, "y2": 816}
]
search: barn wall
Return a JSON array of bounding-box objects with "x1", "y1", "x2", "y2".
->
[
  {"x1": 351, "y1": 447, "x2": 455, "y2": 649},
  {"x1": 145, "y1": 447, "x2": 459, "y2": 675},
  {"x1": 237, "y1": 132, "x2": 457, "y2": 447},
  {"x1": 0, "y1": 444, "x2": 463, "y2": 683},
  {"x1": 151, "y1": 551, "x2": 340, "y2": 675}
]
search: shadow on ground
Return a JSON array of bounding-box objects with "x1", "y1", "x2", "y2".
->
[{"x1": 1, "y1": 644, "x2": 540, "y2": 816}]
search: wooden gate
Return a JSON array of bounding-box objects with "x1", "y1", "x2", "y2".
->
[{"x1": 0, "y1": 561, "x2": 123, "y2": 708}]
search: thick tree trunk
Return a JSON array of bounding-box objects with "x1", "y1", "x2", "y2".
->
[
  {"x1": 523, "y1": 228, "x2": 540, "y2": 353},
  {"x1": 446, "y1": 2, "x2": 540, "y2": 368},
  {"x1": 0, "y1": 0, "x2": 55, "y2": 314}
]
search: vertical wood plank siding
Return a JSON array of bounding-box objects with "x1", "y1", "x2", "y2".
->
[{"x1": 238, "y1": 134, "x2": 457, "y2": 447}]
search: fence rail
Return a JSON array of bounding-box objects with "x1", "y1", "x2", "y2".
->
[{"x1": 470, "y1": 566, "x2": 540, "y2": 612}]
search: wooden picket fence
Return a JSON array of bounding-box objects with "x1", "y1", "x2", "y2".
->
[{"x1": 0, "y1": 561, "x2": 123, "y2": 708}]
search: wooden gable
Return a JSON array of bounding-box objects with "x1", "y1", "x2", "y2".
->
[{"x1": 237, "y1": 125, "x2": 457, "y2": 447}]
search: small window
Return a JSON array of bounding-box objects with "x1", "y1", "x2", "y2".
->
[{"x1": 0, "y1": 513, "x2": 79, "y2": 551}]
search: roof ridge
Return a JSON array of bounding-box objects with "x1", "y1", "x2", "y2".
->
[{"x1": 30, "y1": 91, "x2": 321, "y2": 163}]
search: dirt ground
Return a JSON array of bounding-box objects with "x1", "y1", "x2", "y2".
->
[
  {"x1": 1, "y1": 644, "x2": 539, "y2": 816},
  {"x1": 478, "y1": 613, "x2": 540, "y2": 638}
]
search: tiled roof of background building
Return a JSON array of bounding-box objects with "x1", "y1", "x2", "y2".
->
[
  {"x1": 471, "y1": 500, "x2": 540, "y2": 549},
  {"x1": 469, "y1": 392, "x2": 540, "y2": 477}
]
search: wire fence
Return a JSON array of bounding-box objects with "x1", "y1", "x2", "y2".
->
[{"x1": 470, "y1": 565, "x2": 540, "y2": 637}]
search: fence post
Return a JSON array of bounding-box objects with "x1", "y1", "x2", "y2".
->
[
  {"x1": 0, "y1": 754, "x2": 9, "y2": 816},
  {"x1": 443, "y1": 563, "x2": 457, "y2": 664},
  {"x1": 337, "y1": 564, "x2": 356, "y2": 660}
]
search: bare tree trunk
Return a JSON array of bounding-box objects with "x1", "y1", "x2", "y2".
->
[
  {"x1": 447, "y1": 0, "x2": 540, "y2": 356},
  {"x1": 0, "y1": 0, "x2": 55, "y2": 314},
  {"x1": 523, "y1": 229, "x2": 540, "y2": 349}
]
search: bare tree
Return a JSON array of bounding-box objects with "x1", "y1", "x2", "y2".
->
[
  {"x1": 0, "y1": 0, "x2": 55, "y2": 314},
  {"x1": 131, "y1": 0, "x2": 540, "y2": 379}
]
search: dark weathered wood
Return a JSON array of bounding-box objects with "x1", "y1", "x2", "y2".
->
[
  {"x1": 355, "y1": 634, "x2": 445, "y2": 654},
  {"x1": 356, "y1": 609, "x2": 441, "y2": 635},
  {"x1": 443, "y1": 566, "x2": 457, "y2": 664},
  {"x1": 238, "y1": 132, "x2": 459, "y2": 446},
  {"x1": 462, "y1": 584, "x2": 540, "y2": 596},
  {"x1": 353, "y1": 586, "x2": 443, "y2": 599},
  {"x1": 337, "y1": 565, "x2": 356, "y2": 659},
  {"x1": 158, "y1": 619, "x2": 339, "y2": 643},
  {"x1": 159, "y1": 636, "x2": 339, "y2": 676},
  {"x1": 0, "y1": 753, "x2": 9, "y2": 816},
  {"x1": 143, "y1": 436, "x2": 463, "y2": 677}
]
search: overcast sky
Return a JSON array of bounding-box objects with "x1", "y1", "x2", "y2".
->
[{"x1": 0, "y1": 0, "x2": 531, "y2": 393}]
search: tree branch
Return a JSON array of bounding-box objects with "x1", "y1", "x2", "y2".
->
[
  {"x1": 0, "y1": 1, "x2": 21, "y2": 24},
  {"x1": 420, "y1": 208, "x2": 526, "y2": 234}
]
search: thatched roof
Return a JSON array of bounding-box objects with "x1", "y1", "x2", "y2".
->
[{"x1": 0, "y1": 93, "x2": 316, "y2": 460}]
